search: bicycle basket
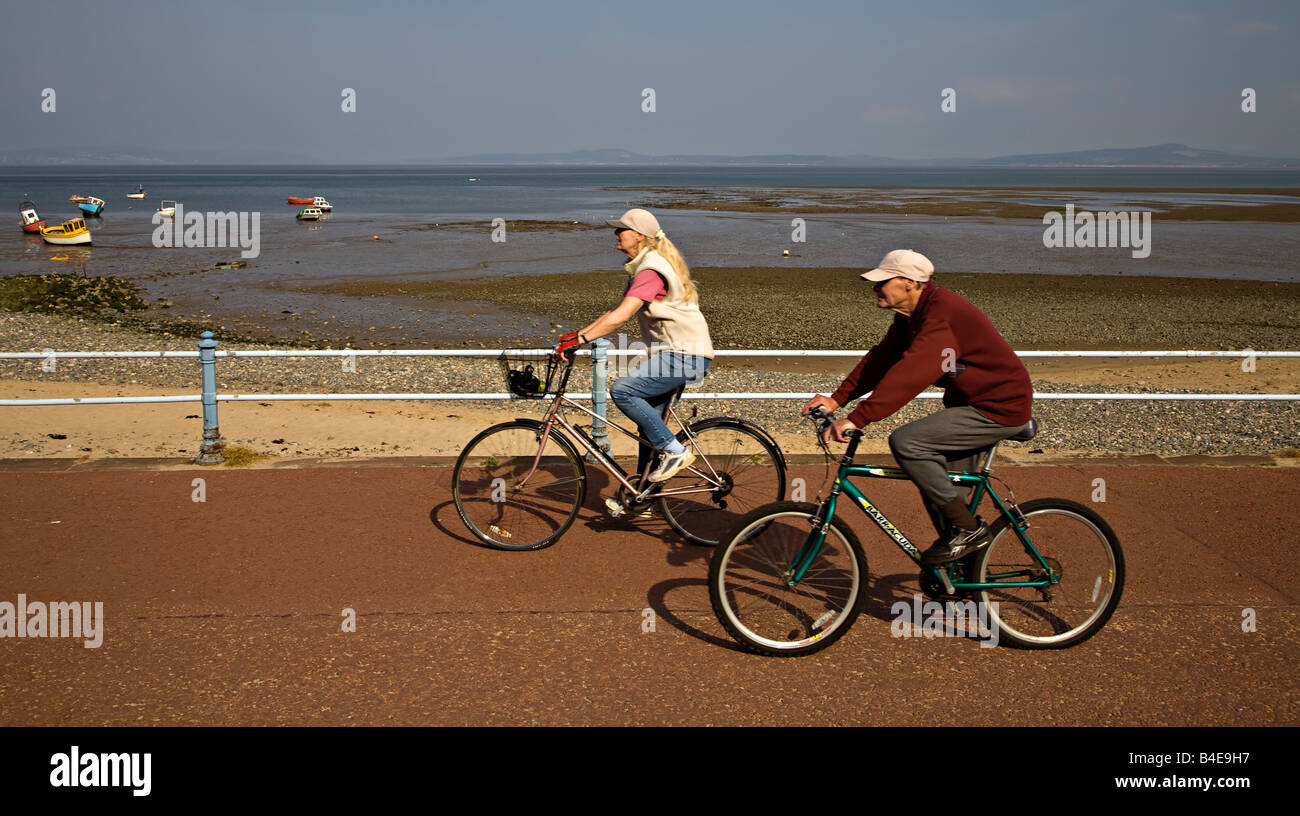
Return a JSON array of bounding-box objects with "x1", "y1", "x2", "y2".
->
[{"x1": 500, "y1": 350, "x2": 560, "y2": 399}]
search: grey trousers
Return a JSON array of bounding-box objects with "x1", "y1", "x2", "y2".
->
[{"x1": 887, "y1": 405, "x2": 1033, "y2": 539}]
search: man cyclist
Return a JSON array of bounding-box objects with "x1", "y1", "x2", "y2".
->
[{"x1": 802, "y1": 249, "x2": 1034, "y2": 565}]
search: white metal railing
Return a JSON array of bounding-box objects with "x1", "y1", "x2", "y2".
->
[
  {"x1": 2, "y1": 347, "x2": 1297, "y2": 406},
  {"x1": 4, "y1": 337, "x2": 1295, "y2": 462}
]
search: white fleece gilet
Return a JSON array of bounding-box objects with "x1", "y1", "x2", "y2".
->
[{"x1": 624, "y1": 248, "x2": 714, "y2": 359}]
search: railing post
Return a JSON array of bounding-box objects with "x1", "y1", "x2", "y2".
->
[
  {"x1": 589, "y1": 337, "x2": 612, "y2": 457},
  {"x1": 196, "y1": 331, "x2": 224, "y2": 464}
]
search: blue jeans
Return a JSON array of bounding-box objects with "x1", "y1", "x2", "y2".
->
[{"x1": 609, "y1": 351, "x2": 711, "y2": 477}]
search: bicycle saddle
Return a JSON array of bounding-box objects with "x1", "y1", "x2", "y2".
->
[{"x1": 1007, "y1": 417, "x2": 1039, "y2": 442}]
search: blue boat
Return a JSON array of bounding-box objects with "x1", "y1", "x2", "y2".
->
[{"x1": 71, "y1": 195, "x2": 105, "y2": 216}]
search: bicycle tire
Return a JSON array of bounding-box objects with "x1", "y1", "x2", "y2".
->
[
  {"x1": 451, "y1": 420, "x2": 586, "y2": 551},
  {"x1": 658, "y1": 418, "x2": 787, "y2": 547},
  {"x1": 709, "y1": 501, "x2": 868, "y2": 657},
  {"x1": 972, "y1": 498, "x2": 1124, "y2": 649}
]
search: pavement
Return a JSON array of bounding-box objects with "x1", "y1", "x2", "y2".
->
[{"x1": 0, "y1": 460, "x2": 1296, "y2": 726}]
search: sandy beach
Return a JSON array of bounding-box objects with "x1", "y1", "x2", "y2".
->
[{"x1": 2, "y1": 267, "x2": 1298, "y2": 465}]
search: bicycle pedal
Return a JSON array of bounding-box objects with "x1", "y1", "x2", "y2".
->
[{"x1": 604, "y1": 497, "x2": 653, "y2": 520}]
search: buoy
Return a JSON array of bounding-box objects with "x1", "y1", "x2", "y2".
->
[{"x1": 373, "y1": 235, "x2": 379, "y2": 240}]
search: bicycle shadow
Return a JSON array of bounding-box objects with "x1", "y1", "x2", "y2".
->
[
  {"x1": 644, "y1": 576, "x2": 752, "y2": 653},
  {"x1": 646, "y1": 568, "x2": 956, "y2": 652},
  {"x1": 575, "y1": 469, "x2": 720, "y2": 565},
  {"x1": 428, "y1": 500, "x2": 496, "y2": 549},
  {"x1": 431, "y1": 468, "x2": 673, "y2": 552}
]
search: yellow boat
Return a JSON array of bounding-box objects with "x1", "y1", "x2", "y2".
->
[{"x1": 41, "y1": 217, "x2": 92, "y2": 246}]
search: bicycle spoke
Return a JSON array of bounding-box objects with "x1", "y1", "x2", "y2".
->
[
  {"x1": 660, "y1": 422, "x2": 786, "y2": 546},
  {"x1": 710, "y1": 507, "x2": 866, "y2": 656},
  {"x1": 453, "y1": 423, "x2": 585, "y2": 551},
  {"x1": 974, "y1": 500, "x2": 1123, "y2": 648}
]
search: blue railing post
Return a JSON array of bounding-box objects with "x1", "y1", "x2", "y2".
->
[
  {"x1": 196, "y1": 331, "x2": 225, "y2": 464},
  {"x1": 589, "y1": 337, "x2": 612, "y2": 458}
]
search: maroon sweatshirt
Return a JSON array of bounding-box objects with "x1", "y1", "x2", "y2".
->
[{"x1": 830, "y1": 284, "x2": 1033, "y2": 427}]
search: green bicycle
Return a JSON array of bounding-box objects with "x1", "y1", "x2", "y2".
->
[{"x1": 708, "y1": 408, "x2": 1124, "y2": 656}]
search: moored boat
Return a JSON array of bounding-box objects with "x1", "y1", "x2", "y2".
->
[
  {"x1": 311, "y1": 196, "x2": 332, "y2": 211},
  {"x1": 69, "y1": 195, "x2": 92, "y2": 204},
  {"x1": 296, "y1": 207, "x2": 324, "y2": 221},
  {"x1": 41, "y1": 217, "x2": 92, "y2": 246},
  {"x1": 19, "y1": 199, "x2": 46, "y2": 233},
  {"x1": 77, "y1": 196, "x2": 106, "y2": 216},
  {"x1": 127, "y1": 185, "x2": 146, "y2": 200},
  {"x1": 287, "y1": 196, "x2": 314, "y2": 205},
  {"x1": 157, "y1": 200, "x2": 177, "y2": 218}
]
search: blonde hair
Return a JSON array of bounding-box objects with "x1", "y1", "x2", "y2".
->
[{"x1": 643, "y1": 234, "x2": 699, "y2": 304}]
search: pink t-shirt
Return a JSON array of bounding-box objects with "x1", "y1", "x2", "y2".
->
[{"x1": 624, "y1": 268, "x2": 667, "y2": 302}]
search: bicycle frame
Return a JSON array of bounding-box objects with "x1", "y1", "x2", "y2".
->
[
  {"x1": 790, "y1": 433, "x2": 1059, "y2": 596},
  {"x1": 511, "y1": 355, "x2": 728, "y2": 503}
]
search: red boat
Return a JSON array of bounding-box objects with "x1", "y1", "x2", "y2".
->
[
  {"x1": 19, "y1": 199, "x2": 46, "y2": 233},
  {"x1": 287, "y1": 196, "x2": 314, "y2": 205}
]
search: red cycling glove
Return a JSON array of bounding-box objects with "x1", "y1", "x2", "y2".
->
[{"x1": 555, "y1": 332, "x2": 583, "y2": 360}]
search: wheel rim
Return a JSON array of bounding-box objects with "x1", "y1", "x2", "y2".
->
[
  {"x1": 660, "y1": 426, "x2": 785, "y2": 546},
  {"x1": 977, "y1": 508, "x2": 1119, "y2": 645},
  {"x1": 454, "y1": 425, "x2": 584, "y2": 548},
  {"x1": 716, "y1": 512, "x2": 860, "y2": 651}
]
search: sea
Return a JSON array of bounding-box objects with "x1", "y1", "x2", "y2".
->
[{"x1": 3, "y1": 165, "x2": 1299, "y2": 345}]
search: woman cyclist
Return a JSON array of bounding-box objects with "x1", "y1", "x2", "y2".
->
[{"x1": 555, "y1": 209, "x2": 714, "y2": 503}]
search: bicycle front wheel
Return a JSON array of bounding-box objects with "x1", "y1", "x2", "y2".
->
[
  {"x1": 972, "y1": 498, "x2": 1124, "y2": 648},
  {"x1": 452, "y1": 421, "x2": 586, "y2": 551},
  {"x1": 709, "y1": 502, "x2": 867, "y2": 657},
  {"x1": 658, "y1": 419, "x2": 787, "y2": 546}
]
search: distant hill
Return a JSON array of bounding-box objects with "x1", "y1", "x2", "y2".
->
[
  {"x1": 0, "y1": 146, "x2": 327, "y2": 166},
  {"x1": 1, "y1": 143, "x2": 1294, "y2": 167},
  {"x1": 972, "y1": 143, "x2": 1296, "y2": 168},
  {"x1": 427, "y1": 143, "x2": 1297, "y2": 167},
  {"x1": 421, "y1": 149, "x2": 859, "y2": 166}
]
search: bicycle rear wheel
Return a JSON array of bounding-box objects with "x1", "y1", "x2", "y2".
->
[
  {"x1": 658, "y1": 419, "x2": 787, "y2": 546},
  {"x1": 709, "y1": 502, "x2": 867, "y2": 657},
  {"x1": 452, "y1": 421, "x2": 586, "y2": 550},
  {"x1": 972, "y1": 498, "x2": 1123, "y2": 648}
]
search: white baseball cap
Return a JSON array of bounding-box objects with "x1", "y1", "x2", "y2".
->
[
  {"x1": 860, "y1": 249, "x2": 935, "y2": 283},
  {"x1": 605, "y1": 208, "x2": 662, "y2": 238}
]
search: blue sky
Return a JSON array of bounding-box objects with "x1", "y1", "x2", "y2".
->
[{"x1": 2, "y1": 0, "x2": 1296, "y2": 161}]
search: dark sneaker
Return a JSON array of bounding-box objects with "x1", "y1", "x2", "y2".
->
[
  {"x1": 647, "y1": 449, "x2": 695, "y2": 483},
  {"x1": 921, "y1": 520, "x2": 991, "y2": 565}
]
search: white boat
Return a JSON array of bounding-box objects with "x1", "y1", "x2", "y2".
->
[
  {"x1": 127, "y1": 185, "x2": 147, "y2": 200},
  {"x1": 311, "y1": 196, "x2": 332, "y2": 211},
  {"x1": 157, "y1": 200, "x2": 177, "y2": 218},
  {"x1": 296, "y1": 207, "x2": 324, "y2": 221}
]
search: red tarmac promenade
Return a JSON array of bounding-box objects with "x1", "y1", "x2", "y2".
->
[{"x1": 0, "y1": 460, "x2": 1295, "y2": 726}]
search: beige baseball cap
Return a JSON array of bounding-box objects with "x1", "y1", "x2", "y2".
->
[
  {"x1": 606, "y1": 208, "x2": 662, "y2": 237},
  {"x1": 860, "y1": 249, "x2": 935, "y2": 283}
]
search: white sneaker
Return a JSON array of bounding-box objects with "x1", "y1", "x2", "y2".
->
[
  {"x1": 647, "y1": 449, "x2": 695, "y2": 482},
  {"x1": 604, "y1": 497, "x2": 653, "y2": 519}
]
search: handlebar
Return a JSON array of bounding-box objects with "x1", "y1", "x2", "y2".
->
[{"x1": 808, "y1": 406, "x2": 862, "y2": 438}]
